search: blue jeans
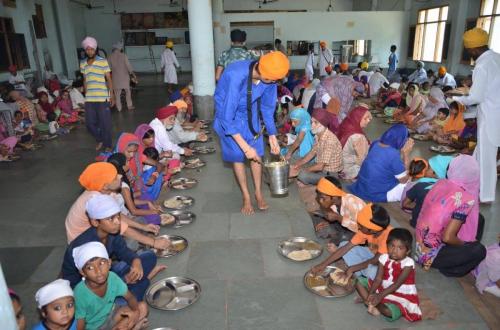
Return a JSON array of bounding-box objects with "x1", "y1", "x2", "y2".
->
[
  {"x1": 111, "y1": 250, "x2": 157, "y2": 301},
  {"x1": 339, "y1": 241, "x2": 378, "y2": 280},
  {"x1": 84, "y1": 101, "x2": 112, "y2": 148}
]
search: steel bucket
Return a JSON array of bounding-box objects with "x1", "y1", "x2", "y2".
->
[{"x1": 264, "y1": 159, "x2": 289, "y2": 196}]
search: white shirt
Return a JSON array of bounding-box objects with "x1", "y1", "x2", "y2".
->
[
  {"x1": 455, "y1": 50, "x2": 500, "y2": 146},
  {"x1": 168, "y1": 119, "x2": 197, "y2": 144},
  {"x1": 435, "y1": 72, "x2": 457, "y2": 88},
  {"x1": 8, "y1": 73, "x2": 27, "y2": 90},
  {"x1": 368, "y1": 72, "x2": 389, "y2": 96},
  {"x1": 149, "y1": 117, "x2": 184, "y2": 154},
  {"x1": 318, "y1": 47, "x2": 333, "y2": 76},
  {"x1": 408, "y1": 68, "x2": 427, "y2": 84}
]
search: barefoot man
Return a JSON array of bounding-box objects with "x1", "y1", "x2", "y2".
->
[{"x1": 213, "y1": 52, "x2": 290, "y2": 215}]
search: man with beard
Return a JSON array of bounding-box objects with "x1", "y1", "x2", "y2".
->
[
  {"x1": 80, "y1": 36, "x2": 115, "y2": 152},
  {"x1": 454, "y1": 28, "x2": 500, "y2": 203}
]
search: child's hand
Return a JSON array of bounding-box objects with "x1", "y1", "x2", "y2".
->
[
  {"x1": 367, "y1": 293, "x2": 382, "y2": 306},
  {"x1": 145, "y1": 224, "x2": 160, "y2": 235},
  {"x1": 324, "y1": 209, "x2": 342, "y2": 223},
  {"x1": 147, "y1": 201, "x2": 161, "y2": 213},
  {"x1": 127, "y1": 259, "x2": 144, "y2": 283},
  {"x1": 311, "y1": 264, "x2": 326, "y2": 275},
  {"x1": 314, "y1": 221, "x2": 330, "y2": 232},
  {"x1": 119, "y1": 309, "x2": 139, "y2": 330}
]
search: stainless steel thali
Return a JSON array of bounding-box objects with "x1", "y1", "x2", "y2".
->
[
  {"x1": 304, "y1": 265, "x2": 355, "y2": 298},
  {"x1": 146, "y1": 276, "x2": 201, "y2": 311},
  {"x1": 183, "y1": 158, "x2": 206, "y2": 169},
  {"x1": 166, "y1": 210, "x2": 196, "y2": 228},
  {"x1": 278, "y1": 237, "x2": 323, "y2": 262},
  {"x1": 170, "y1": 177, "x2": 198, "y2": 190},
  {"x1": 151, "y1": 235, "x2": 188, "y2": 258},
  {"x1": 163, "y1": 195, "x2": 195, "y2": 210},
  {"x1": 192, "y1": 146, "x2": 216, "y2": 154},
  {"x1": 430, "y1": 145, "x2": 456, "y2": 154}
]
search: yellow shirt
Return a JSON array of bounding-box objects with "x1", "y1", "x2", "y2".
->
[{"x1": 80, "y1": 56, "x2": 111, "y2": 102}]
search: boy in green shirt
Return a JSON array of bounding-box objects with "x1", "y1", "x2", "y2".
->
[{"x1": 73, "y1": 241, "x2": 148, "y2": 330}]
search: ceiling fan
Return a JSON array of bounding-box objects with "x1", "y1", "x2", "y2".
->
[{"x1": 69, "y1": 0, "x2": 104, "y2": 10}]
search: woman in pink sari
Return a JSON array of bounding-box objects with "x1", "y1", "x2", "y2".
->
[
  {"x1": 314, "y1": 75, "x2": 365, "y2": 121},
  {"x1": 54, "y1": 89, "x2": 80, "y2": 125},
  {"x1": 393, "y1": 84, "x2": 426, "y2": 125},
  {"x1": 415, "y1": 154, "x2": 486, "y2": 277}
]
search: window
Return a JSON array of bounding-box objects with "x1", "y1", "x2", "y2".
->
[
  {"x1": 413, "y1": 6, "x2": 449, "y2": 62},
  {"x1": 0, "y1": 17, "x2": 30, "y2": 72},
  {"x1": 477, "y1": 0, "x2": 500, "y2": 52},
  {"x1": 354, "y1": 40, "x2": 366, "y2": 56}
]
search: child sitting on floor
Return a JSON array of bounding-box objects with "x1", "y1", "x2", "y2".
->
[
  {"x1": 142, "y1": 147, "x2": 164, "y2": 201},
  {"x1": 449, "y1": 109, "x2": 477, "y2": 154},
  {"x1": 47, "y1": 112, "x2": 70, "y2": 136},
  {"x1": 311, "y1": 203, "x2": 392, "y2": 283},
  {"x1": 355, "y1": 228, "x2": 422, "y2": 322},
  {"x1": 13, "y1": 110, "x2": 34, "y2": 146},
  {"x1": 34, "y1": 279, "x2": 76, "y2": 330},
  {"x1": 431, "y1": 101, "x2": 465, "y2": 145},
  {"x1": 72, "y1": 241, "x2": 148, "y2": 330}
]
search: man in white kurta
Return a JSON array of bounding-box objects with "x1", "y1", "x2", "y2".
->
[
  {"x1": 318, "y1": 41, "x2": 333, "y2": 78},
  {"x1": 368, "y1": 69, "x2": 389, "y2": 96},
  {"x1": 305, "y1": 44, "x2": 315, "y2": 81},
  {"x1": 454, "y1": 28, "x2": 500, "y2": 202},
  {"x1": 435, "y1": 66, "x2": 457, "y2": 89},
  {"x1": 161, "y1": 41, "x2": 180, "y2": 86},
  {"x1": 408, "y1": 61, "x2": 427, "y2": 85}
]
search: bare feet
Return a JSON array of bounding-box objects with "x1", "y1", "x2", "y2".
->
[
  {"x1": 354, "y1": 296, "x2": 364, "y2": 304},
  {"x1": 147, "y1": 265, "x2": 167, "y2": 280},
  {"x1": 95, "y1": 142, "x2": 103, "y2": 151},
  {"x1": 255, "y1": 194, "x2": 269, "y2": 211},
  {"x1": 367, "y1": 304, "x2": 381, "y2": 316},
  {"x1": 241, "y1": 199, "x2": 255, "y2": 215}
]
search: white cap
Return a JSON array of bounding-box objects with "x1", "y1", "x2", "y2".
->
[
  {"x1": 86, "y1": 194, "x2": 121, "y2": 220},
  {"x1": 280, "y1": 95, "x2": 292, "y2": 104},
  {"x1": 73, "y1": 241, "x2": 109, "y2": 271},
  {"x1": 35, "y1": 279, "x2": 73, "y2": 308},
  {"x1": 389, "y1": 82, "x2": 400, "y2": 89}
]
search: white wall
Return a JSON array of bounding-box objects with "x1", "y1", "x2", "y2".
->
[
  {"x1": 214, "y1": 11, "x2": 409, "y2": 70},
  {"x1": 223, "y1": 0, "x2": 353, "y2": 12},
  {"x1": 0, "y1": 0, "x2": 79, "y2": 81},
  {"x1": 406, "y1": 0, "x2": 482, "y2": 77}
]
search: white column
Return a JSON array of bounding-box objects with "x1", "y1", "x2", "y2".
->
[
  {"x1": 188, "y1": 0, "x2": 216, "y2": 119},
  {"x1": 0, "y1": 266, "x2": 16, "y2": 330}
]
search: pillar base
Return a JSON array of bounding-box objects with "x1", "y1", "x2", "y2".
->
[{"x1": 194, "y1": 95, "x2": 214, "y2": 120}]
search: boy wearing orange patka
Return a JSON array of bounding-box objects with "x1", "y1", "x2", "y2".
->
[{"x1": 311, "y1": 203, "x2": 392, "y2": 282}]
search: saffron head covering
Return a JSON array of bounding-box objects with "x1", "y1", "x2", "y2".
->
[
  {"x1": 172, "y1": 99, "x2": 188, "y2": 110},
  {"x1": 360, "y1": 62, "x2": 369, "y2": 70},
  {"x1": 379, "y1": 124, "x2": 409, "y2": 150},
  {"x1": 35, "y1": 279, "x2": 73, "y2": 309},
  {"x1": 320, "y1": 41, "x2": 327, "y2": 47},
  {"x1": 463, "y1": 28, "x2": 489, "y2": 49},
  {"x1": 438, "y1": 66, "x2": 447, "y2": 75},
  {"x1": 317, "y1": 177, "x2": 346, "y2": 197},
  {"x1": 73, "y1": 241, "x2": 109, "y2": 271},
  {"x1": 81, "y1": 36, "x2": 98, "y2": 50},
  {"x1": 340, "y1": 63, "x2": 349, "y2": 71},
  {"x1": 166, "y1": 40, "x2": 174, "y2": 48},
  {"x1": 156, "y1": 105, "x2": 178, "y2": 119},
  {"x1": 78, "y1": 162, "x2": 118, "y2": 191},
  {"x1": 258, "y1": 51, "x2": 290, "y2": 81},
  {"x1": 357, "y1": 203, "x2": 382, "y2": 231}
]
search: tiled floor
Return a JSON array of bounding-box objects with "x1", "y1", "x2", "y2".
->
[{"x1": 0, "y1": 74, "x2": 498, "y2": 329}]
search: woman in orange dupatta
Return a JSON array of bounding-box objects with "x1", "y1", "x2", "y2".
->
[{"x1": 431, "y1": 101, "x2": 465, "y2": 144}]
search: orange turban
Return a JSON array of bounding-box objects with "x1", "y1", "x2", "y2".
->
[
  {"x1": 412, "y1": 157, "x2": 429, "y2": 179},
  {"x1": 438, "y1": 66, "x2": 447, "y2": 75},
  {"x1": 79, "y1": 162, "x2": 118, "y2": 191},
  {"x1": 340, "y1": 63, "x2": 349, "y2": 71},
  {"x1": 320, "y1": 41, "x2": 326, "y2": 47},
  {"x1": 317, "y1": 178, "x2": 346, "y2": 197},
  {"x1": 463, "y1": 28, "x2": 489, "y2": 49},
  {"x1": 356, "y1": 203, "x2": 383, "y2": 231},
  {"x1": 258, "y1": 51, "x2": 290, "y2": 81},
  {"x1": 172, "y1": 100, "x2": 188, "y2": 110}
]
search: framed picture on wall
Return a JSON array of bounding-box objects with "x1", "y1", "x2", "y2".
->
[
  {"x1": 32, "y1": 4, "x2": 47, "y2": 39},
  {"x1": 2, "y1": 0, "x2": 16, "y2": 8}
]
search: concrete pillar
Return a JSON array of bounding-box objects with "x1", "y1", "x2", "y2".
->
[
  {"x1": 52, "y1": 0, "x2": 80, "y2": 79},
  {"x1": 0, "y1": 265, "x2": 17, "y2": 329},
  {"x1": 188, "y1": 0, "x2": 216, "y2": 120},
  {"x1": 212, "y1": 0, "x2": 225, "y2": 62},
  {"x1": 371, "y1": 0, "x2": 378, "y2": 11}
]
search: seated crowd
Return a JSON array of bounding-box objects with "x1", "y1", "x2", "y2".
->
[{"x1": 6, "y1": 46, "x2": 499, "y2": 329}]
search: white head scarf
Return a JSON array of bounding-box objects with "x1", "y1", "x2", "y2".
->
[
  {"x1": 86, "y1": 194, "x2": 121, "y2": 220},
  {"x1": 73, "y1": 241, "x2": 109, "y2": 271},
  {"x1": 35, "y1": 279, "x2": 74, "y2": 308}
]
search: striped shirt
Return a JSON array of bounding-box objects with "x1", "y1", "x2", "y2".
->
[{"x1": 80, "y1": 56, "x2": 111, "y2": 102}]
